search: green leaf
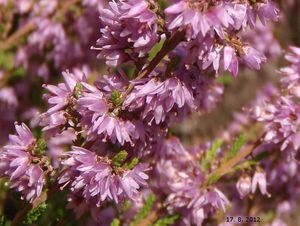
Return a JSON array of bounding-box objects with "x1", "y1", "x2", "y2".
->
[
  {"x1": 69, "y1": 5, "x2": 82, "y2": 17},
  {"x1": 32, "y1": 127, "x2": 43, "y2": 139},
  {"x1": 148, "y1": 38, "x2": 165, "y2": 61},
  {"x1": 123, "y1": 158, "x2": 139, "y2": 170},
  {"x1": 0, "y1": 216, "x2": 6, "y2": 226},
  {"x1": 158, "y1": 0, "x2": 169, "y2": 11},
  {"x1": 154, "y1": 214, "x2": 180, "y2": 226},
  {"x1": 217, "y1": 73, "x2": 233, "y2": 85},
  {"x1": 201, "y1": 140, "x2": 223, "y2": 171},
  {"x1": 110, "y1": 90, "x2": 123, "y2": 107},
  {"x1": 206, "y1": 173, "x2": 221, "y2": 186},
  {"x1": 233, "y1": 152, "x2": 270, "y2": 172},
  {"x1": 258, "y1": 210, "x2": 275, "y2": 223},
  {"x1": 110, "y1": 218, "x2": 120, "y2": 226},
  {"x1": 233, "y1": 159, "x2": 258, "y2": 172},
  {"x1": 74, "y1": 83, "x2": 83, "y2": 99},
  {"x1": 130, "y1": 194, "x2": 156, "y2": 226},
  {"x1": 252, "y1": 151, "x2": 270, "y2": 162},
  {"x1": 23, "y1": 203, "x2": 48, "y2": 225},
  {"x1": 112, "y1": 150, "x2": 128, "y2": 167},
  {"x1": 0, "y1": 51, "x2": 14, "y2": 70},
  {"x1": 34, "y1": 138, "x2": 47, "y2": 156},
  {"x1": 12, "y1": 67, "x2": 25, "y2": 78},
  {"x1": 122, "y1": 200, "x2": 132, "y2": 212},
  {"x1": 228, "y1": 134, "x2": 246, "y2": 159},
  {"x1": 167, "y1": 55, "x2": 181, "y2": 71}
]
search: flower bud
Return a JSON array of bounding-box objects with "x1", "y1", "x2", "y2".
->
[
  {"x1": 251, "y1": 171, "x2": 271, "y2": 197},
  {"x1": 236, "y1": 174, "x2": 252, "y2": 199}
]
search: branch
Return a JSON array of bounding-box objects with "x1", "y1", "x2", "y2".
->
[
  {"x1": 11, "y1": 192, "x2": 48, "y2": 226},
  {"x1": 0, "y1": 0, "x2": 79, "y2": 52},
  {"x1": 121, "y1": 29, "x2": 186, "y2": 100},
  {"x1": 0, "y1": 22, "x2": 36, "y2": 52},
  {"x1": 206, "y1": 138, "x2": 262, "y2": 184},
  {"x1": 137, "y1": 210, "x2": 159, "y2": 226},
  {"x1": 212, "y1": 144, "x2": 255, "y2": 177},
  {"x1": 11, "y1": 183, "x2": 59, "y2": 226}
]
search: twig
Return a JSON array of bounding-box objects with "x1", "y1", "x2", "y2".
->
[
  {"x1": 1, "y1": 7, "x2": 14, "y2": 39},
  {"x1": 11, "y1": 183, "x2": 60, "y2": 226},
  {"x1": 137, "y1": 209, "x2": 159, "y2": 226},
  {"x1": 211, "y1": 144, "x2": 255, "y2": 177},
  {"x1": 0, "y1": 0, "x2": 79, "y2": 52},
  {"x1": 121, "y1": 29, "x2": 186, "y2": 100},
  {"x1": 207, "y1": 138, "x2": 262, "y2": 183},
  {"x1": 0, "y1": 22, "x2": 36, "y2": 51},
  {"x1": 11, "y1": 192, "x2": 48, "y2": 226}
]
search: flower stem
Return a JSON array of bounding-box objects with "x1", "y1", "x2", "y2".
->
[
  {"x1": 121, "y1": 29, "x2": 186, "y2": 100},
  {"x1": 137, "y1": 209, "x2": 159, "y2": 226},
  {"x1": 11, "y1": 192, "x2": 48, "y2": 226},
  {"x1": 11, "y1": 182, "x2": 59, "y2": 225},
  {"x1": 206, "y1": 138, "x2": 262, "y2": 185},
  {"x1": 0, "y1": 0, "x2": 80, "y2": 51}
]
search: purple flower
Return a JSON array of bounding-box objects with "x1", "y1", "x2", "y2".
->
[
  {"x1": 251, "y1": 171, "x2": 270, "y2": 197},
  {"x1": 15, "y1": 0, "x2": 33, "y2": 14},
  {"x1": 255, "y1": 1, "x2": 280, "y2": 25},
  {"x1": 41, "y1": 70, "x2": 86, "y2": 136},
  {"x1": 164, "y1": 1, "x2": 276, "y2": 77},
  {"x1": 155, "y1": 138, "x2": 229, "y2": 225},
  {"x1": 43, "y1": 70, "x2": 86, "y2": 114},
  {"x1": 124, "y1": 76, "x2": 195, "y2": 125},
  {"x1": 77, "y1": 83, "x2": 144, "y2": 145},
  {"x1": 165, "y1": 1, "x2": 227, "y2": 39},
  {"x1": 254, "y1": 97, "x2": 300, "y2": 159},
  {"x1": 177, "y1": 33, "x2": 266, "y2": 77},
  {"x1": 223, "y1": 46, "x2": 239, "y2": 76},
  {"x1": 0, "y1": 123, "x2": 45, "y2": 202},
  {"x1": 267, "y1": 156, "x2": 300, "y2": 193},
  {"x1": 59, "y1": 146, "x2": 149, "y2": 206},
  {"x1": 205, "y1": 188, "x2": 230, "y2": 212},
  {"x1": 236, "y1": 175, "x2": 252, "y2": 199},
  {"x1": 243, "y1": 22, "x2": 281, "y2": 59},
  {"x1": 120, "y1": 164, "x2": 149, "y2": 200},
  {"x1": 271, "y1": 219, "x2": 288, "y2": 226},
  {"x1": 280, "y1": 47, "x2": 300, "y2": 97},
  {"x1": 47, "y1": 129, "x2": 76, "y2": 169},
  {"x1": 167, "y1": 184, "x2": 230, "y2": 225},
  {"x1": 94, "y1": 0, "x2": 158, "y2": 66},
  {"x1": 251, "y1": 47, "x2": 300, "y2": 160},
  {"x1": 0, "y1": 87, "x2": 18, "y2": 108},
  {"x1": 3, "y1": 123, "x2": 36, "y2": 153},
  {"x1": 95, "y1": 73, "x2": 129, "y2": 94},
  {"x1": 165, "y1": 1, "x2": 279, "y2": 39},
  {"x1": 240, "y1": 46, "x2": 266, "y2": 70},
  {"x1": 285, "y1": 46, "x2": 300, "y2": 64},
  {"x1": 203, "y1": 43, "x2": 266, "y2": 75}
]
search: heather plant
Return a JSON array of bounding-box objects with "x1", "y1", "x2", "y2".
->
[{"x1": 0, "y1": 0, "x2": 299, "y2": 226}]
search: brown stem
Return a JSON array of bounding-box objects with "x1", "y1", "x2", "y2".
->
[
  {"x1": 11, "y1": 192, "x2": 48, "y2": 226},
  {"x1": 11, "y1": 183, "x2": 59, "y2": 226},
  {"x1": 212, "y1": 144, "x2": 255, "y2": 177},
  {"x1": 121, "y1": 29, "x2": 186, "y2": 100},
  {"x1": 137, "y1": 209, "x2": 159, "y2": 226},
  {"x1": 0, "y1": 22, "x2": 36, "y2": 51},
  {"x1": 0, "y1": 0, "x2": 79, "y2": 52},
  {"x1": 1, "y1": 7, "x2": 14, "y2": 40},
  {"x1": 207, "y1": 138, "x2": 262, "y2": 183}
]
